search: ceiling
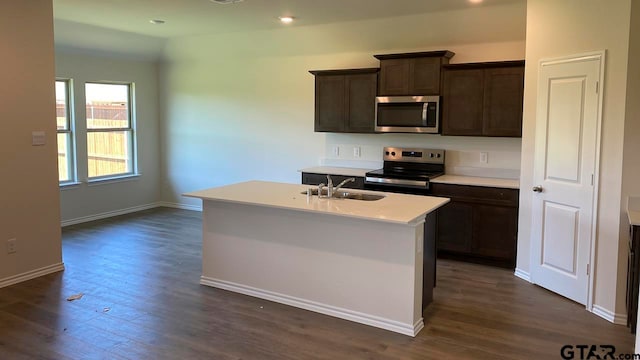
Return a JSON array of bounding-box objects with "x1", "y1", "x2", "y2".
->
[{"x1": 53, "y1": 0, "x2": 526, "y2": 39}]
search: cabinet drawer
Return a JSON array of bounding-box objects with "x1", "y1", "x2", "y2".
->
[
  {"x1": 301, "y1": 173, "x2": 364, "y2": 190},
  {"x1": 431, "y1": 183, "x2": 518, "y2": 206}
]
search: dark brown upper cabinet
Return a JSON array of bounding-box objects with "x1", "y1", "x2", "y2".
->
[
  {"x1": 309, "y1": 68, "x2": 378, "y2": 133},
  {"x1": 442, "y1": 61, "x2": 525, "y2": 137},
  {"x1": 374, "y1": 51, "x2": 455, "y2": 96}
]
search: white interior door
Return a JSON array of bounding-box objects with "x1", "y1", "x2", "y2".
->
[{"x1": 530, "y1": 52, "x2": 604, "y2": 305}]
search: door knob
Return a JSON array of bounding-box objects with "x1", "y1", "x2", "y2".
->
[{"x1": 532, "y1": 185, "x2": 543, "y2": 193}]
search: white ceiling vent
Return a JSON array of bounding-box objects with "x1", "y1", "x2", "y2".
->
[{"x1": 210, "y1": 0, "x2": 244, "y2": 4}]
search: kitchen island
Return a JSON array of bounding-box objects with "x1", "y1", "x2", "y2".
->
[{"x1": 184, "y1": 181, "x2": 449, "y2": 336}]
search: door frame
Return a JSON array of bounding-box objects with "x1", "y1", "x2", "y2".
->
[{"x1": 531, "y1": 50, "x2": 606, "y2": 310}]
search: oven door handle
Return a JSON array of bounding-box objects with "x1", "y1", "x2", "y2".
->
[{"x1": 365, "y1": 177, "x2": 428, "y2": 188}]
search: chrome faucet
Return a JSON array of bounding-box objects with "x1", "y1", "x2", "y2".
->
[
  {"x1": 317, "y1": 182, "x2": 326, "y2": 198},
  {"x1": 326, "y1": 175, "x2": 334, "y2": 198},
  {"x1": 326, "y1": 175, "x2": 356, "y2": 197}
]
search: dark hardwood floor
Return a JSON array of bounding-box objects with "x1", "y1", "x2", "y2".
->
[{"x1": 0, "y1": 207, "x2": 634, "y2": 359}]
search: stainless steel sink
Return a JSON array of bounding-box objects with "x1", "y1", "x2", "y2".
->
[
  {"x1": 302, "y1": 189, "x2": 385, "y2": 201},
  {"x1": 335, "y1": 192, "x2": 386, "y2": 201}
]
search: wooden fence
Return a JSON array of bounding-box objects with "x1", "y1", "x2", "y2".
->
[{"x1": 57, "y1": 103, "x2": 132, "y2": 180}]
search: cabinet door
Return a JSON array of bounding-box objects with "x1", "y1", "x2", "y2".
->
[
  {"x1": 441, "y1": 69, "x2": 484, "y2": 136},
  {"x1": 315, "y1": 75, "x2": 345, "y2": 132},
  {"x1": 436, "y1": 201, "x2": 473, "y2": 253},
  {"x1": 410, "y1": 57, "x2": 441, "y2": 95},
  {"x1": 472, "y1": 204, "x2": 518, "y2": 263},
  {"x1": 345, "y1": 73, "x2": 377, "y2": 133},
  {"x1": 378, "y1": 59, "x2": 410, "y2": 96},
  {"x1": 483, "y1": 66, "x2": 524, "y2": 137}
]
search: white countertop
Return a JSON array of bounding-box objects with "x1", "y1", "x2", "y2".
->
[
  {"x1": 184, "y1": 180, "x2": 449, "y2": 225},
  {"x1": 299, "y1": 166, "x2": 372, "y2": 177},
  {"x1": 431, "y1": 175, "x2": 520, "y2": 189},
  {"x1": 628, "y1": 197, "x2": 640, "y2": 226}
]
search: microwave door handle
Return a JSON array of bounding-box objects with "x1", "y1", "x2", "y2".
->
[{"x1": 422, "y1": 103, "x2": 428, "y2": 126}]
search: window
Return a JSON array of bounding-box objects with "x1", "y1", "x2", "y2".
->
[
  {"x1": 85, "y1": 82, "x2": 136, "y2": 180},
  {"x1": 55, "y1": 80, "x2": 74, "y2": 183}
]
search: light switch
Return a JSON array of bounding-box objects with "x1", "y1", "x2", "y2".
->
[{"x1": 32, "y1": 131, "x2": 46, "y2": 146}]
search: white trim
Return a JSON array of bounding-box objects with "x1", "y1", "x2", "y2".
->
[
  {"x1": 59, "y1": 181, "x2": 82, "y2": 190},
  {"x1": 86, "y1": 173, "x2": 141, "y2": 186},
  {"x1": 591, "y1": 305, "x2": 627, "y2": 325},
  {"x1": 200, "y1": 276, "x2": 423, "y2": 337},
  {"x1": 539, "y1": 52, "x2": 605, "y2": 67},
  {"x1": 157, "y1": 201, "x2": 202, "y2": 212},
  {"x1": 514, "y1": 268, "x2": 532, "y2": 282},
  {"x1": 61, "y1": 203, "x2": 160, "y2": 227},
  {"x1": 0, "y1": 263, "x2": 65, "y2": 289},
  {"x1": 587, "y1": 50, "x2": 606, "y2": 312}
]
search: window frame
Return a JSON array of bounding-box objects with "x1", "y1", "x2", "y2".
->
[
  {"x1": 55, "y1": 78, "x2": 77, "y2": 185},
  {"x1": 84, "y1": 81, "x2": 138, "y2": 182}
]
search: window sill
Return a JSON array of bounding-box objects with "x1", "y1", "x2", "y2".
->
[
  {"x1": 87, "y1": 174, "x2": 141, "y2": 187},
  {"x1": 60, "y1": 181, "x2": 82, "y2": 190}
]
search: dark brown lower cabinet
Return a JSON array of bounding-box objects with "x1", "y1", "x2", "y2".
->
[
  {"x1": 431, "y1": 183, "x2": 519, "y2": 268},
  {"x1": 436, "y1": 201, "x2": 473, "y2": 253},
  {"x1": 628, "y1": 225, "x2": 640, "y2": 333},
  {"x1": 301, "y1": 172, "x2": 364, "y2": 190}
]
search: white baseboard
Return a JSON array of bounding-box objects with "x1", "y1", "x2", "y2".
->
[
  {"x1": 61, "y1": 202, "x2": 202, "y2": 227},
  {"x1": 0, "y1": 263, "x2": 65, "y2": 289},
  {"x1": 200, "y1": 276, "x2": 423, "y2": 337},
  {"x1": 514, "y1": 268, "x2": 531, "y2": 282},
  {"x1": 157, "y1": 201, "x2": 202, "y2": 212},
  {"x1": 592, "y1": 305, "x2": 627, "y2": 325},
  {"x1": 61, "y1": 203, "x2": 162, "y2": 227}
]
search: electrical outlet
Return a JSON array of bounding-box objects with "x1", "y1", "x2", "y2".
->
[
  {"x1": 480, "y1": 152, "x2": 488, "y2": 164},
  {"x1": 353, "y1": 146, "x2": 361, "y2": 158},
  {"x1": 332, "y1": 145, "x2": 339, "y2": 157},
  {"x1": 7, "y1": 239, "x2": 16, "y2": 254}
]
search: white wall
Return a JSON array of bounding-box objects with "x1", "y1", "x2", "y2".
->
[
  {"x1": 324, "y1": 133, "x2": 522, "y2": 179},
  {"x1": 159, "y1": 3, "x2": 527, "y2": 208},
  {"x1": 55, "y1": 52, "x2": 161, "y2": 223},
  {"x1": 518, "y1": 0, "x2": 632, "y2": 320},
  {"x1": 0, "y1": 1, "x2": 62, "y2": 284},
  {"x1": 626, "y1": 0, "x2": 640, "y2": 350}
]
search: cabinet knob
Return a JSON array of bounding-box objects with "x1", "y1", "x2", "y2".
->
[{"x1": 532, "y1": 185, "x2": 543, "y2": 193}]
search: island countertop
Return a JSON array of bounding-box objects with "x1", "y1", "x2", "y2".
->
[{"x1": 184, "y1": 180, "x2": 449, "y2": 225}]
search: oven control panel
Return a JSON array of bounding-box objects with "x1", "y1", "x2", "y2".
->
[{"x1": 382, "y1": 147, "x2": 445, "y2": 164}]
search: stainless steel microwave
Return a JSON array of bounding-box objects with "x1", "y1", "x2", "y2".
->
[{"x1": 375, "y1": 96, "x2": 440, "y2": 134}]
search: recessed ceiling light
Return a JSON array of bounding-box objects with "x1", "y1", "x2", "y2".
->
[
  {"x1": 279, "y1": 16, "x2": 295, "y2": 24},
  {"x1": 469, "y1": 0, "x2": 483, "y2": 3},
  {"x1": 149, "y1": 19, "x2": 165, "y2": 25}
]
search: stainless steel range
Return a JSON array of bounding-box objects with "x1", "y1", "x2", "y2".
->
[{"x1": 364, "y1": 147, "x2": 445, "y2": 194}]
